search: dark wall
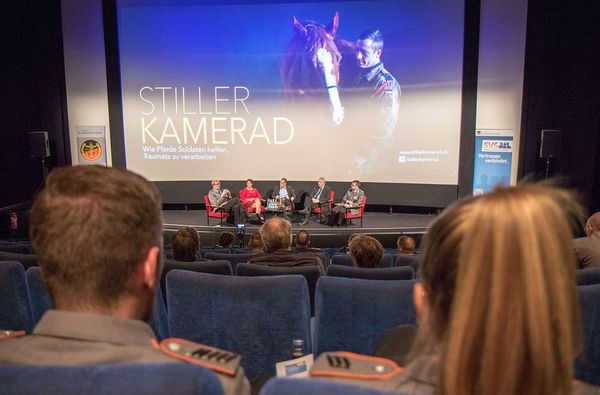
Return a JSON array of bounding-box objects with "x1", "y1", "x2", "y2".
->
[
  {"x1": 519, "y1": 0, "x2": 600, "y2": 212},
  {"x1": 0, "y1": 0, "x2": 69, "y2": 209}
]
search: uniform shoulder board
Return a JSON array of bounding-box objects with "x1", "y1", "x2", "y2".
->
[
  {"x1": 0, "y1": 330, "x2": 26, "y2": 340},
  {"x1": 311, "y1": 351, "x2": 403, "y2": 380},
  {"x1": 157, "y1": 338, "x2": 241, "y2": 377}
]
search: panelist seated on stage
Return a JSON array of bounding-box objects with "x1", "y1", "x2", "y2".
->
[
  {"x1": 208, "y1": 179, "x2": 245, "y2": 225},
  {"x1": 299, "y1": 177, "x2": 332, "y2": 225},
  {"x1": 239, "y1": 178, "x2": 264, "y2": 222},
  {"x1": 0, "y1": 165, "x2": 250, "y2": 395},
  {"x1": 270, "y1": 178, "x2": 296, "y2": 208},
  {"x1": 327, "y1": 180, "x2": 365, "y2": 227},
  {"x1": 249, "y1": 217, "x2": 325, "y2": 275}
]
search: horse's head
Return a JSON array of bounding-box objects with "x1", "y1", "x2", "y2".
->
[
  {"x1": 281, "y1": 12, "x2": 341, "y2": 97},
  {"x1": 281, "y1": 12, "x2": 344, "y2": 124}
]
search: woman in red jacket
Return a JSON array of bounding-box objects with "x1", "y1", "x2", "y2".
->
[{"x1": 240, "y1": 179, "x2": 263, "y2": 220}]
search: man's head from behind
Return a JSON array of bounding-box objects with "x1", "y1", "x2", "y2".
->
[
  {"x1": 349, "y1": 235, "x2": 384, "y2": 268},
  {"x1": 29, "y1": 166, "x2": 163, "y2": 320},
  {"x1": 585, "y1": 212, "x2": 600, "y2": 236},
  {"x1": 296, "y1": 230, "x2": 311, "y2": 248},
  {"x1": 260, "y1": 217, "x2": 292, "y2": 253},
  {"x1": 172, "y1": 227, "x2": 200, "y2": 262},
  {"x1": 397, "y1": 235, "x2": 416, "y2": 255}
]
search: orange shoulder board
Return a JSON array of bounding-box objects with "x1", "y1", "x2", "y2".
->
[
  {"x1": 311, "y1": 351, "x2": 403, "y2": 381},
  {"x1": 0, "y1": 330, "x2": 26, "y2": 340},
  {"x1": 156, "y1": 338, "x2": 241, "y2": 377}
]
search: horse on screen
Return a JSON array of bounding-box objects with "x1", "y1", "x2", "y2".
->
[{"x1": 280, "y1": 12, "x2": 344, "y2": 125}]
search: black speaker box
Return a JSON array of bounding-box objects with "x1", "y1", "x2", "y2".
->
[
  {"x1": 29, "y1": 131, "x2": 50, "y2": 158},
  {"x1": 539, "y1": 129, "x2": 562, "y2": 159}
]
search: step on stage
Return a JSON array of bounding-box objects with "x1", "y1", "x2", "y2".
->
[{"x1": 163, "y1": 210, "x2": 436, "y2": 247}]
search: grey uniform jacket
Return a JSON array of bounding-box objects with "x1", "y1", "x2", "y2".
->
[
  {"x1": 0, "y1": 310, "x2": 250, "y2": 395},
  {"x1": 574, "y1": 232, "x2": 600, "y2": 268},
  {"x1": 340, "y1": 188, "x2": 365, "y2": 215}
]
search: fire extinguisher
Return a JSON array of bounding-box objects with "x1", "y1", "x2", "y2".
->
[{"x1": 9, "y1": 212, "x2": 18, "y2": 232}]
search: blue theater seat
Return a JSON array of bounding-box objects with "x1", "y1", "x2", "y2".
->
[
  {"x1": 204, "y1": 252, "x2": 253, "y2": 274},
  {"x1": 575, "y1": 284, "x2": 600, "y2": 385},
  {"x1": 314, "y1": 276, "x2": 416, "y2": 356},
  {"x1": 0, "y1": 261, "x2": 33, "y2": 333},
  {"x1": 166, "y1": 270, "x2": 311, "y2": 380},
  {"x1": 259, "y1": 377, "x2": 406, "y2": 395},
  {"x1": 0, "y1": 363, "x2": 223, "y2": 395},
  {"x1": 331, "y1": 254, "x2": 394, "y2": 268},
  {"x1": 326, "y1": 265, "x2": 413, "y2": 280}
]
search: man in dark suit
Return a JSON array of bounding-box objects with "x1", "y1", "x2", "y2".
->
[
  {"x1": 299, "y1": 177, "x2": 332, "y2": 225},
  {"x1": 270, "y1": 178, "x2": 296, "y2": 208}
]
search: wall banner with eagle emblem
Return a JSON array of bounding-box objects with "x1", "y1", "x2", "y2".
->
[{"x1": 76, "y1": 125, "x2": 107, "y2": 166}]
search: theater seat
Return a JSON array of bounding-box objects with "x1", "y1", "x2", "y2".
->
[
  {"x1": 204, "y1": 252, "x2": 253, "y2": 274},
  {"x1": 331, "y1": 254, "x2": 394, "y2": 268},
  {"x1": 326, "y1": 265, "x2": 413, "y2": 280},
  {"x1": 576, "y1": 284, "x2": 600, "y2": 385},
  {"x1": 0, "y1": 363, "x2": 223, "y2": 395},
  {"x1": 236, "y1": 262, "x2": 322, "y2": 315},
  {"x1": 166, "y1": 270, "x2": 311, "y2": 381},
  {"x1": 314, "y1": 276, "x2": 416, "y2": 356},
  {"x1": 0, "y1": 261, "x2": 33, "y2": 333},
  {"x1": 259, "y1": 377, "x2": 405, "y2": 395},
  {"x1": 576, "y1": 268, "x2": 600, "y2": 286}
]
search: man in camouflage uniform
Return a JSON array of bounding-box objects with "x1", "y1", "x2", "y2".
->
[{"x1": 352, "y1": 29, "x2": 401, "y2": 175}]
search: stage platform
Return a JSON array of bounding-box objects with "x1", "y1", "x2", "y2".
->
[{"x1": 163, "y1": 210, "x2": 437, "y2": 248}]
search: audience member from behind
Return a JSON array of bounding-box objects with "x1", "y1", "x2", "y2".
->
[
  {"x1": 348, "y1": 235, "x2": 383, "y2": 268},
  {"x1": 217, "y1": 231, "x2": 235, "y2": 248},
  {"x1": 172, "y1": 226, "x2": 201, "y2": 262},
  {"x1": 573, "y1": 211, "x2": 600, "y2": 268},
  {"x1": 395, "y1": 235, "x2": 419, "y2": 272},
  {"x1": 396, "y1": 235, "x2": 415, "y2": 255},
  {"x1": 0, "y1": 166, "x2": 250, "y2": 395},
  {"x1": 249, "y1": 217, "x2": 324, "y2": 274},
  {"x1": 248, "y1": 232, "x2": 264, "y2": 254},
  {"x1": 310, "y1": 184, "x2": 597, "y2": 394},
  {"x1": 293, "y1": 230, "x2": 321, "y2": 253}
]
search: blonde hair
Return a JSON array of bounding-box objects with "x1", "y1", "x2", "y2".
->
[{"x1": 417, "y1": 184, "x2": 581, "y2": 395}]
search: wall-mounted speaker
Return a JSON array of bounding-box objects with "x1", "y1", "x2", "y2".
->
[
  {"x1": 29, "y1": 131, "x2": 50, "y2": 158},
  {"x1": 539, "y1": 129, "x2": 562, "y2": 159}
]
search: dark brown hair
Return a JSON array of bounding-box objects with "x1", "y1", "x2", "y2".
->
[
  {"x1": 349, "y1": 235, "x2": 383, "y2": 268},
  {"x1": 172, "y1": 227, "x2": 200, "y2": 262},
  {"x1": 29, "y1": 165, "x2": 162, "y2": 310}
]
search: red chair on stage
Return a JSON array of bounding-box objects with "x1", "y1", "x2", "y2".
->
[
  {"x1": 203, "y1": 195, "x2": 229, "y2": 226},
  {"x1": 311, "y1": 191, "x2": 334, "y2": 223},
  {"x1": 343, "y1": 195, "x2": 367, "y2": 227}
]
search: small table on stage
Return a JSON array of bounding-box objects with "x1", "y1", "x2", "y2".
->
[{"x1": 264, "y1": 207, "x2": 293, "y2": 220}]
